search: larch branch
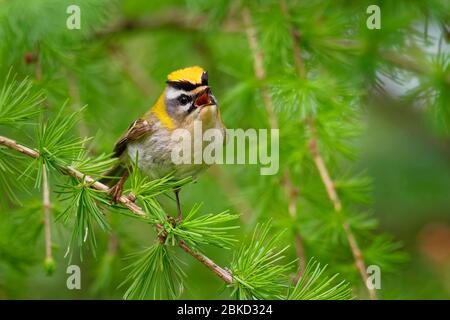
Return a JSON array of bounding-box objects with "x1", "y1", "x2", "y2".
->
[
  {"x1": 93, "y1": 11, "x2": 240, "y2": 40},
  {"x1": 0, "y1": 135, "x2": 233, "y2": 285},
  {"x1": 279, "y1": 0, "x2": 305, "y2": 78},
  {"x1": 107, "y1": 44, "x2": 155, "y2": 98},
  {"x1": 93, "y1": 14, "x2": 202, "y2": 38},
  {"x1": 279, "y1": 0, "x2": 376, "y2": 298},
  {"x1": 42, "y1": 164, "x2": 53, "y2": 263},
  {"x1": 67, "y1": 73, "x2": 90, "y2": 139},
  {"x1": 242, "y1": 7, "x2": 306, "y2": 275},
  {"x1": 242, "y1": 7, "x2": 278, "y2": 130},
  {"x1": 35, "y1": 53, "x2": 53, "y2": 266},
  {"x1": 307, "y1": 120, "x2": 376, "y2": 300},
  {"x1": 307, "y1": 136, "x2": 342, "y2": 211},
  {"x1": 179, "y1": 240, "x2": 233, "y2": 284}
]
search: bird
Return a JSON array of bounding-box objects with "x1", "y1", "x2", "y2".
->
[{"x1": 102, "y1": 66, "x2": 226, "y2": 219}]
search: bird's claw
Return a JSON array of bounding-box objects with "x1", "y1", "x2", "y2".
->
[
  {"x1": 126, "y1": 192, "x2": 136, "y2": 203},
  {"x1": 108, "y1": 184, "x2": 123, "y2": 204}
]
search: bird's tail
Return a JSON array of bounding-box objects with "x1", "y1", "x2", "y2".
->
[{"x1": 99, "y1": 163, "x2": 126, "y2": 187}]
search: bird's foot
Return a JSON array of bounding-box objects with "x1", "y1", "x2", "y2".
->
[
  {"x1": 108, "y1": 183, "x2": 124, "y2": 204},
  {"x1": 126, "y1": 192, "x2": 136, "y2": 203}
]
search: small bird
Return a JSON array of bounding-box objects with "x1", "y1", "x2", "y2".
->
[{"x1": 103, "y1": 66, "x2": 226, "y2": 219}]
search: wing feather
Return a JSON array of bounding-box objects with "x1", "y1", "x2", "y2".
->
[{"x1": 113, "y1": 118, "x2": 152, "y2": 157}]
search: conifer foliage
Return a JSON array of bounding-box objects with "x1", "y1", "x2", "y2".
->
[{"x1": 0, "y1": 0, "x2": 448, "y2": 299}]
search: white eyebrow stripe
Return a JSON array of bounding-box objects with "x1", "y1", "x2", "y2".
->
[{"x1": 166, "y1": 87, "x2": 190, "y2": 100}]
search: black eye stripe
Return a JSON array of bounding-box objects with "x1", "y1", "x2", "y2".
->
[
  {"x1": 177, "y1": 94, "x2": 192, "y2": 104},
  {"x1": 167, "y1": 80, "x2": 200, "y2": 91},
  {"x1": 187, "y1": 104, "x2": 196, "y2": 114}
]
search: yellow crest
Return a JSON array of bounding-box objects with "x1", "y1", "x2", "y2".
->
[
  {"x1": 150, "y1": 66, "x2": 207, "y2": 130},
  {"x1": 167, "y1": 66, "x2": 205, "y2": 85}
]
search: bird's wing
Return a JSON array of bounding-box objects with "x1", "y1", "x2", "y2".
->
[{"x1": 113, "y1": 118, "x2": 153, "y2": 157}]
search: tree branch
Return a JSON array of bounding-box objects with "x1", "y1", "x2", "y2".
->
[
  {"x1": 179, "y1": 240, "x2": 232, "y2": 284},
  {"x1": 307, "y1": 120, "x2": 377, "y2": 300},
  {"x1": 279, "y1": 0, "x2": 305, "y2": 78},
  {"x1": 381, "y1": 50, "x2": 450, "y2": 86},
  {"x1": 326, "y1": 39, "x2": 450, "y2": 87},
  {"x1": 0, "y1": 136, "x2": 38, "y2": 158},
  {"x1": 281, "y1": 171, "x2": 306, "y2": 277},
  {"x1": 93, "y1": 14, "x2": 202, "y2": 39},
  {"x1": 67, "y1": 73, "x2": 90, "y2": 139},
  {"x1": 107, "y1": 44, "x2": 155, "y2": 98},
  {"x1": 242, "y1": 8, "x2": 278, "y2": 130},
  {"x1": 307, "y1": 135, "x2": 342, "y2": 211},
  {"x1": 92, "y1": 11, "x2": 240, "y2": 40},
  {"x1": 277, "y1": 0, "x2": 376, "y2": 299},
  {"x1": 0, "y1": 134, "x2": 233, "y2": 285},
  {"x1": 42, "y1": 163, "x2": 53, "y2": 266},
  {"x1": 242, "y1": 7, "x2": 306, "y2": 276},
  {"x1": 35, "y1": 50, "x2": 54, "y2": 268},
  {"x1": 95, "y1": 13, "x2": 449, "y2": 87}
]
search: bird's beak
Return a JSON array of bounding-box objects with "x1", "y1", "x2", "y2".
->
[{"x1": 194, "y1": 88, "x2": 215, "y2": 108}]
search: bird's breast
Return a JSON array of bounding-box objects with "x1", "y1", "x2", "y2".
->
[{"x1": 126, "y1": 116, "x2": 223, "y2": 180}]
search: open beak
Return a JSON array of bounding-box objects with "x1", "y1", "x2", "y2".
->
[{"x1": 194, "y1": 88, "x2": 215, "y2": 108}]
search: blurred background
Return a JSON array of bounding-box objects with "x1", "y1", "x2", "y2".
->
[{"x1": 0, "y1": 0, "x2": 449, "y2": 299}]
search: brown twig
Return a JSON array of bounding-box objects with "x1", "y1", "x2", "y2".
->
[
  {"x1": 382, "y1": 50, "x2": 450, "y2": 87},
  {"x1": 381, "y1": 49, "x2": 449, "y2": 87},
  {"x1": 107, "y1": 45, "x2": 155, "y2": 98},
  {"x1": 0, "y1": 135, "x2": 233, "y2": 285},
  {"x1": 34, "y1": 50, "x2": 53, "y2": 266},
  {"x1": 242, "y1": 7, "x2": 306, "y2": 275},
  {"x1": 282, "y1": 171, "x2": 306, "y2": 276},
  {"x1": 93, "y1": 11, "x2": 240, "y2": 40},
  {"x1": 93, "y1": 14, "x2": 202, "y2": 39},
  {"x1": 179, "y1": 240, "x2": 232, "y2": 284},
  {"x1": 42, "y1": 164, "x2": 52, "y2": 264},
  {"x1": 325, "y1": 38, "x2": 450, "y2": 87},
  {"x1": 307, "y1": 134, "x2": 342, "y2": 212},
  {"x1": 278, "y1": 0, "x2": 376, "y2": 299},
  {"x1": 67, "y1": 73, "x2": 90, "y2": 138},
  {"x1": 307, "y1": 123, "x2": 375, "y2": 299},
  {"x1": 381, "y1": 50, "x2": 428, "y2": 76},
  {"x1": 279, "y1": 0, "x2": 305, "y2": 78},
  {"x1": 242, "y1": 8, "x2": 278, "y2": 130},
  {"x1": 307, "y1": 120, "x2": 376, "y2": 300},
  {"x1": 96, "y1": 12, "x2": 449, "y2": 86},
  {"x1": 0, "y1": 136, "x2": 37, "y2": 158},
  {"x1": 108, "y1": 232, "x2": 119, "y2": 255}
]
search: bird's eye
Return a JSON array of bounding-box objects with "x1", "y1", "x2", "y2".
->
[{"x1": 177, "y1": 94, "x2": 191, "y2": 105}]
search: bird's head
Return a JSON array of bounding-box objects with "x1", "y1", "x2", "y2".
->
[{"x1": 151, "y1": 66, "x2": 219, "y2": 129}]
